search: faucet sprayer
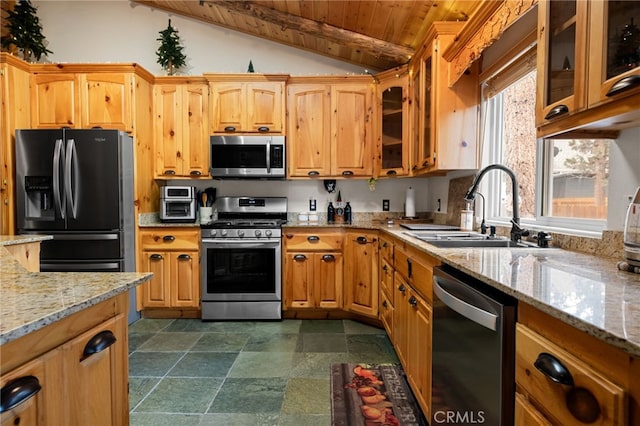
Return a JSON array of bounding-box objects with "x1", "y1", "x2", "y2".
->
[{"x1": 464, "y1": 164, "x2": 529, "y2": 243}]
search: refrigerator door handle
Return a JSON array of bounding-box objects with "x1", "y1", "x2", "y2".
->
[
  {"x1": 53, "y1": 139, "x2": 66, "y2": 219},
  {"x1": 64, "y1": 138, "x2": 79, "y2": 219}
]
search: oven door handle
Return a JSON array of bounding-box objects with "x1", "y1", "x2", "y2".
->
[
  {"x1": 433, "y1": 275, "x2": 498, "y2": 331},
  {"x1": 201, "y1": 240, "x2": 281, "y2": 249}
]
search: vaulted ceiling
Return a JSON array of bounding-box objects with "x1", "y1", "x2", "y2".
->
[{"x1": 131, "y1": 0, "x2": 480, "y2": 71}]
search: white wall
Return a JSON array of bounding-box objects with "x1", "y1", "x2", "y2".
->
[
  {"x1": 608, "y1": 127, "x2": 640, "y2": 230},
  {"x1": 35, "y1": 1, "x2": 365, "y2": 75}
]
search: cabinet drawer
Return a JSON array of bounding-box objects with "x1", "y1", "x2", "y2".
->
[
  {"x1": 379, "y1": 236, "x2": 394, "y2": 263},
  {"x1": 380, "y1": 257, "x2": 394, "y2": 303},
  {"x1": 140, "y1": 229, "x2": 199, "y2": 250},
  {"x1": 516, "y1": 324, "x2": 626, "y2": 426},
  {"x1": 394, "y1": 249, "x2": 434, "y2": 303},
  {"x1": 284, "y1": 231, "x2": 343, "y2": 251}
]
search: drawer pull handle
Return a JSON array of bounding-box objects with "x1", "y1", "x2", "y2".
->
[
  {"x1": 307, "y1": 235, "x2": 320, "y2": 242},
  {"x1": 356, "y1": 236, "x2": 368, "y2": 244},
  {"x1": 163, "y1": 235, "x2": 176, "y2": 242},
  {"x1": 398, "y1": 284, "x2": 406, "y2": 293},
  {"x1": 407, "y1": 259, "x2": 413, "y2": 278},
  {"x1": 224, "y1": 126, "x2": 236, "y2": 132},
  {"x1": 83, "y1": 330, "x2": 117, "y2": 358},
  {"x1": 409, "y1": 296, "x2": 418, "y2": 307},
  {"x1": 342, "y1": 170, "x2": 354, "y2": 176},
  {"x1": 544, "y1": 104, "x2": 569, "y2": 120},
  {"x1": 178, "y1": 254, "x2": 191, "y2": 260},
  {"x1": 0, "y1": 376, "x2": 41, "y2": 413},
  {"x1": 606, "y1": 74, "x2": 640, "y2": 97},
  {"x1": 257, "y1": 126, "x2": 270, "y2": 132},
  {"x1": 386, "y1": 170, "x2": 397, "y2": 176},
  {"x1": 321, "y1": 254, "x2": 335, "y2": 262},
  {"x1": 150, "y1": 254, "x2": 163, "y2": 260},
  {"x1": 534, "y1": 352, "x2": 574, "y2": 386},
  {"x1": 163, "y1": 169, "x2": 176, "y2": 175},
  {"x1": 382, "y1": 265, "x2": 388, "y2": 271},
  {"x1": 189, "y1": 170, "x2": 202, "y2": 176},
  {"x1": 308, "y1": 171, "x2": 320, "y2": 176},
  {"x1": 293, "y1": 254, "x2": 307, "y2": 261}
]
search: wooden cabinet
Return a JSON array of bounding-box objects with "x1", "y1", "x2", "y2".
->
[
  {"x1": 343, "y1": 231, "x2": 378, "y2": 317},
  {"x1": 138, "y1": 228, "x2": 200, "y2": 312},
  {"x1": 154, "y1": 79, "x2": 209, "y2": 178},
  {"x1": 283, "y1": 230, "x2": 343, "y2": 310},
  {"x1": 287, "y1": 77, "x2": 375, "y2": 178},
  {"x1": 405, "y1": 286, "x2": 432, "y2": 419},
  {"x1": 4, "y1": 241, "x2": 41, "y2": 272},
  {"x1": 205, "y1": 74, "x2": 287, "y2": 133},
  {"x1": 378, "y1": 235, "x2": 395, "y2": 337},
  {"x1": 537, "y1": 0, "x2": 640, "y2": 136},
  {"x1": 516, "y1": 303, "x2": 639, "y2": 425},
  {"x1": 30, "y1": 69, "x2": 135, "y2": 131},
  {"x1": 377, "y1": 66, "x2": 410, "y2": 177},
  {"x1": 0, "y1": 292, "x2": 130, "y2": 425},
  {"x1": 410, "y1": 22, "x2": 478, "y2": 175}
]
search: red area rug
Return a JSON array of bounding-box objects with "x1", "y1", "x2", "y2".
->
[{"x1": 330, "y1": 363, "x2": 428, "y2": 426}]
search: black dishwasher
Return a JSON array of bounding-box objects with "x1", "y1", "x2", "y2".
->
[{"x1": 431, "y1": 265, "x2": 516, "y2": 426}]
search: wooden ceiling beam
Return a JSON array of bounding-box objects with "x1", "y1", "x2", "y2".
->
[{"x1": 201, "y1": 0, "x2": 414, "y2": 66}]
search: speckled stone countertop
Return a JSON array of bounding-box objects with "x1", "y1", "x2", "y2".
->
[
  {"x1": 376, "y1": 225, "x2": 640, "y2": 358},
  {"x1": 0, "y1": 234, "x2": 53, "y2": 246},
  {"x1": 0, "y1": 237, "x2": 153, "y2": 345}
]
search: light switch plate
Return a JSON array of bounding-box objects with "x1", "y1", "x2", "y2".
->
[{"x1": 382, "y1": 199, "x2": 390, "y2": 211}]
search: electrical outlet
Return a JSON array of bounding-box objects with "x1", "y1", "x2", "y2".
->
[
  {"x1": 309, "y1": 199, "x2": 317, "y2": 211},
  {"x1": 382, "y1": 199, "x2": 390, "y2": 211},
  {"x1": 437, "y1": 198, "x2": 442, "y2": 212}
]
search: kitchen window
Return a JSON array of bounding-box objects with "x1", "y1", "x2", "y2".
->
[{"x1": 480, "y1": 47, "x2": 610, "y2": 235}]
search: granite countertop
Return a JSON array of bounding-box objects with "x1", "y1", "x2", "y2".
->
[
  {"x1": 0, "y1": 237, "x2": 153, "y2": 345},
  {"x1": 379, "y1": 225, "x2": 640, "y2": 358},
  {"x1": 0, "y1": 234, "x2": 53, "y2": 246}
]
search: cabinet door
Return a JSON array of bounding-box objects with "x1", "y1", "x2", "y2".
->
[
  {"x1": 343, "y1": 232, "x2": 378, "y2": 317},
  {"x1": 154, "y1": 84, "x2": 182, "y2": 177},
  {"x1": 393, "y1": 273, "x2": 409, "y2": 367},
  {"x1": 379, "y1": 291, "x2": 394, "y2": 340},
  {"x1": 314, "y1": 252, "x2": 343, "y2": 309},
  {"x1": 406, "y1": 289, "x2": 432, "y2": 418},
  {"x1": 63, "y1": 314, "x2": 126, "y2": 425},
  {"x1": 182, "y1": 84, "x2": 209, "y2": 177},
  {"x1": 287, "y1": 85, "x2": 331, "y2": 177},
  {"x1": 587, "y1": 1, "x2": 640, "y2": 107},
  {"x1": 141, "y1": 252, "x2": 170, "y2": 307},
  {"x1": 30, "y1": 73, "x2": 80, "y2": 128},
  {"x1": 331, "y1": 84, "x2": 374, "y2": 177},
  {"x1": 171, "y1": 252, "x2": 200, "y2": 307},
  {"x1": 247, "y1": 82, "x2": 284, "y2": 132},
  {"x1": 378, "y1": 75, "x2": 409, "y2": 177},
  {"x1": 284, "y1": 252, "x2": 314, "y2": 309},
  {"x1": 80, "y1": 73, "x2": 133, "y2": 131},
  {"x1": 536, "y1": 0, "x2": 589, "y2": 124},
  {"x1": 210, "y1": 83, "x2": 243, "y2": 132},
  {"x1": 515, "y1": 393, "x2": 552, "y2": 426}
]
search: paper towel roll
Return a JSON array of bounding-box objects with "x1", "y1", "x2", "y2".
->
[{"x1": 405, "y1": 187, "x2": 416, "y2": 218}]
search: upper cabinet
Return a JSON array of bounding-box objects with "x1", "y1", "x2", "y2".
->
[
  {"x1": 537, "y1": 0, "x2": 640, "y2": 136},
  {"x1": 287, "y1": 76, "x2": 375, "y2": 179},
  {"x1": 205, "y1": 74, "x2": 287, "y2": 134},
  {"x1": 376, "y1": 66, "x2": 410, "y2": 177},
  {"x1": 410, "y1": 22, "x2": 479, "y2": 175},
  {"x1": 154, "y1": 78, "x2": 209, "y2": 178},
  {"x1": 30, "y1": 68, "x2": 136, "y2": 131}
]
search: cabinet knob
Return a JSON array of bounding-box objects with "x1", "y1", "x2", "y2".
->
[
  {"x1": 0, "y1": 376, "x2": 41, "y2": 413},
  {"x1": 356, "y1": 236, "x2": 368, "y2": 244},
  {"x1": 82, "y1": 330, "x2": 117, "y2": 359},
  {"x1": 224, "y1": 126, "x2": 236, "y2": 132},
  {"x1": 382, "y1": 265, "x2": 388, "y2": 271},
  {"x1": 382, "y1": 300, "x2": 388, "y2": 308},
  {"x1": 409, "y1": 296, "x2": 417, "y2": 307},
  {"x1": 382, "y1": 242, "x2": 388, "y2": 248},
  {"x1": 398, "y1": 284, "x2": 406, "y2": 293},
  {"x1": 163, "y1": 235, "x2": 176, "y2": 242}
]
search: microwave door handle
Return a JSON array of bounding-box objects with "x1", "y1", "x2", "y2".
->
[{"x1": 266, "y1": 139, "x2": 271, "y2": 173}]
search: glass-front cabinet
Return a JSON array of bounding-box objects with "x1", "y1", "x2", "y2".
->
[
  {"x1": 588, "y1": 1, "x2": 640, "y2": 107},
  {"x1": 377, "y1": 65, "x2": 409, "y2": 177}
]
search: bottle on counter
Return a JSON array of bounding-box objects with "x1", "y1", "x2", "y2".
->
[
  {"x1": 345, "y1": 201, "x2": 352, "y2": 224},
  {"x1": 327, "y1": 202, "x2": 335, "y2": 223}
]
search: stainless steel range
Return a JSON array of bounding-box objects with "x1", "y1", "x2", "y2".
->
[{"x1": 200, "y1": 196, "x2": 287, "y2": 320}]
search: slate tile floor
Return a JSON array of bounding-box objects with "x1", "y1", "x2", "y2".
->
[{"x1": 128, "y1": 318, "x2": 399, "y2": 426}]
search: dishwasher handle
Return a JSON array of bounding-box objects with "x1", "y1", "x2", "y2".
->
[{"x1": 433, "y1": 273, "x2": 498, "y2": 331}]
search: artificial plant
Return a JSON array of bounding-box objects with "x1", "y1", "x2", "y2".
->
[
  {"x1": 1, "y1": 0, "x2": 52, "y2": 61},
  {"x1": 156, "y1": 19, "x2": 187, "y2": 75}
]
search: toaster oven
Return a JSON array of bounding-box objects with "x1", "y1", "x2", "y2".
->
[{"x1": 160, "y1": 186, "x2": 197, "y2": 223}]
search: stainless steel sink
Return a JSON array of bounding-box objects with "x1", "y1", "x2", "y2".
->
[{"x1": 404, "y1": 231, "x2": 534, "y2": 248}]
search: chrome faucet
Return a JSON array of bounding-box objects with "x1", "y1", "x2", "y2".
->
[{"x1": 464, "y1": 164, "x2": 529, "y2": 243}]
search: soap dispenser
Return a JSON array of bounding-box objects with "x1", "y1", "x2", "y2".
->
[{"x1": 460, "y1": 202, "x2": 474, "y2": 231}]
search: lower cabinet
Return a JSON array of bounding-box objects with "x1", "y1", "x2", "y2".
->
[
  {"x1": 138, "y1": 228, "x2": 200, "y2": 314},
  {"x1": 0, "y1": 293, "x2": 129, "y2": 425},
  {"x1": 283, "y1": 230, "x2": 343, "y2": 310},
  {"x1": 343, "y1": 231, "x2": 379, "y2": 317}
]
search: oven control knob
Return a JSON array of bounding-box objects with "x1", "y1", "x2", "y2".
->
[
  {"x1": 221, "y1": 230, "x2": 228, "y2": 237},
  {"x1": 254, "y1": 230, "x2": 262, "y2": 237},
  {"x1": 265, "y1": 230, "x2": 272, "y2": 237},
  {"x1": 238, "y1": 230, "x2": 245, "y2": 237},
  {"x1": 210, "y1": 230, "x2": 217, "y2": 237}
]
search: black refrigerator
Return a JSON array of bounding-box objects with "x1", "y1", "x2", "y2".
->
[{"x1": 15, "y1": 128, "x2": 138, "y2": 321}]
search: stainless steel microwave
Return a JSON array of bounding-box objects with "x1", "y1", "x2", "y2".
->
[{"x1": 209, "y1": 135, "x2": 285, "y2": 179}]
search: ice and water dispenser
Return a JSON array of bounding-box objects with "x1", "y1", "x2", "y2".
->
[{"x1": 24, "y1": 176, "x2": 55, "y2": 220}]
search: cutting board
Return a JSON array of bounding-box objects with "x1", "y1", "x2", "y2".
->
[{"x1": 399, "y1": 223, "x2": 460, "y2": 231}]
